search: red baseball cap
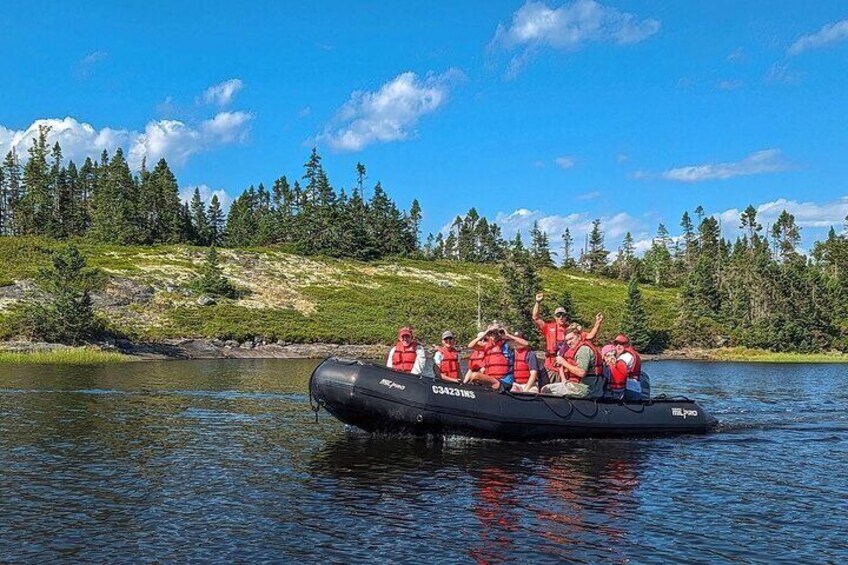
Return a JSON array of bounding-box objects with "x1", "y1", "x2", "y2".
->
[
  {"x1": 613, "y1": 334, "x2": 630, "y2": 345},
  {"x1": 398, "y1": 327, "x2": 413, "y2": 338}
]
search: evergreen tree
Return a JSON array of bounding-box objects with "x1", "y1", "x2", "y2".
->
[
  {"x1": 1, "y1": 150, "x2": 22, "y2": 235},
  {"x1": 529, "y1": 220, "x2": 555, "y2": 268},
  {"x1": 19, "y1": 125, "x2": 52, "y2": 235},
  {"x1": 771, "y1": 209, "x2": 801, "y2": 263},
  {"x1": 499, "y1": 244, "x2": 542, "y2": 341},
  {"x1": 613, "y1": 231, "x2": 637, "y2": 280},
  {"x1": 190, "y1": 187, "x2": 210, "y2": 246},
  {"x1": 15, "y1": 245, "x2": 101, "y2": 344},
  {"x1": 586, "y1": 219, "x2": 608, "y2": 274},
  {"x1": 642, "y1": 224, "x2": 673, "y2": 286},
  {"x1": 621, "y1": 278, "x2": 651, "y2": 352},
  {"x1": 207, "y1": 194, "x2": 225, "y2": 247},
  {"x1": 561, "y1": 228, "x2": 575, "y2": 268},
  {"x1": 407, "y1": 198, "x2": 422, "y2": 252},
  {"x1": 192, "y1": 247, "x2": 238, "y2": 298}
]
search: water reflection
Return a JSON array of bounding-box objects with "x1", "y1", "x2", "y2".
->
[{"x1": 2, "y1": 359, "x2": 848, "y2": 562}]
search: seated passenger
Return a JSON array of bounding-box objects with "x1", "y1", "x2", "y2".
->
[
  {"x1": 541, "y1": 328, "x2": 604, "y2": 398},
  {"x1": 464, "y1": 322, "x2": 529, "y2": 392},
  {"x1": 603, "y1": 334, "x2": 645, "y2": 401},
  {"x1": 510, "y1": 332, "x2": 540, "y2": 394},
  {"x1": 464, "y1": 347, "x2": 486, "y2": 383},
  {"x1": 386, "y1": 326, "x2": 425, "y2": 375},
  {"x1": 433, "y1": 330, "x2": 460, "y2": 382}
]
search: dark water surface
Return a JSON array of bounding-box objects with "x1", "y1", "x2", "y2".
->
[{"x1": 1, "y1": 359, "x2": 847, "y2": 563}]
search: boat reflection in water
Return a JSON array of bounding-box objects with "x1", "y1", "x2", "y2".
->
[{"x1": 310, "y1": 434, "x2": 650, "y2": 563}]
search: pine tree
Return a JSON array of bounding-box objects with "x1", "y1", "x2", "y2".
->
[
  {"x1": 16, "y1": 245, "x2": 100, "y2": 344},
  {"x1": 1, "y1": 150, "x2": 22, "y2": 235},
  {"x1": 192, "y1": 247, "x2": 238, "y2": 299},
  {"x1": 529, "y1": 220, "x2": 555, "y2": 268},
  {"x1": 771, "y1": 210, "x2": 801, "y2": 263},
  {"x1": 561, "y1": 228, "x2": 575, "y2": 269},
  {"x1": 586, "y1": 219, "x2": 608, "y2": 274},
  {"x1": 614, "y1": 231, "x2": 637, "y2": 281},
  {"x1": 499, "y1": 244, "x2": 542, "y2": 341},
  {"x1": 190, "y1": 187, "x2": 210, "y2": 246},
  {"x1": 621, "y1": 278, "x2": 651, "y2": 352},
  {"x1": 207, "y1": 194, "x2": 224, "y2": 246},
  {"x1": 19, "y1": 125, "x2": 52, "y2": 235}
]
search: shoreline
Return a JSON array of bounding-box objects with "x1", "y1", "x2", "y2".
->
[{"x1": 1, "y1": 339, "x2": 847, "y2": 364}]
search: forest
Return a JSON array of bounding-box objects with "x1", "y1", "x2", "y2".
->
[{"x1": 1, "y1": 126, "x2": 846, "y2": 352}]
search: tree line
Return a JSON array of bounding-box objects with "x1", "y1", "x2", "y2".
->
[{"x1": 2, "y1": 127, "x2": 846, "y2": 352}]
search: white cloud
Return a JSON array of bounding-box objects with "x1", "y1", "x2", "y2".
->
[
  {"x1": 554, "y1": 155, "x2": 576, "y2": 169},
  {"x1": 577, "y1": 190, "x2": 600, "y2": 200},
  {"x1": 726, "y1": 48, "x2": 745, "y2": 62},
  {"x1": 74, "y1": 50, "x2": 108, "y2": 79},
  {"x1": 788, "y1": 19, "x2": 848, "y2": 55},
  {"x1": 717, "y1": 79, "x2": 744, "y2": 90},
  {"x1": 661, "y1": 149, "x2": 791, "y2": 183},
  {"x1": 180, "y1": 184, "x2": 234, "y2": 212},
  {"x1": 0, "y1": 113, "x2": 252, "y2": 169},
  {"x1": 200, "y1": 79, "x2": 244, "y2": 107},
  {"x1": 765, "y1": 63, "x2": 803, "y2": 85},
  {"x1": 494, "y1": 208, "x2": 644, "y2": 260},
  {"x1": 490, "y1": 0, "x2": 660, "y2": 75},
  {"x1": 317, "y1": 69, "x2": 463, "y2": 152}
]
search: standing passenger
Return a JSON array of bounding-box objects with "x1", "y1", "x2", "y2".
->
[
  {"x1": 532, "y1": 292, "x2": 603, "y2": 374},
  {"x1": 434, "y1": 330, "x2": 461, "y2": 382},
  {"x1": 386, "y1": 326, "x2": 426, "y2": 375}
]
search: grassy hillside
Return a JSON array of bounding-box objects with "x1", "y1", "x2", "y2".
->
[{"x1": 0, "y1": 237, "x2": 679, "y2": 346}]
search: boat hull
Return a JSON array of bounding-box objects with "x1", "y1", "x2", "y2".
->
[{"x1": 310, "y1": 357, "x2": 718, "y2": 440}]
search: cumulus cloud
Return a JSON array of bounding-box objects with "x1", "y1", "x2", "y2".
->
[
  {"x1": 317, "y1": 69, "x2": 463, "y2": 152},
  {"x1": 200, "y1": 79, "x2": 244, "y2": 107},
  {"x1": 490, "y1": 0, "x2": 660, "y2": 76},
  {"x1": 180, "y1": 184, "x2": 234, "y2": 212},
  {"x1": 494, "y1": 208, "x2": 645, "y2": 260},
  {"x1": 788, "y1": 19, "x2": 848, "y2": 55},
  {"x1": 554, "y1": 155, "x2": 576, "y2": 169},
  {"x1": 661, "y1": 149, "x2": 791, "y2": 183},
  {"x1": 0, "y1": 113, "x2": 252, "y2": 169}
]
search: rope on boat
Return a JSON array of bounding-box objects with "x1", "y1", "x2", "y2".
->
[{"x1": 307, "y1": 363, "x2": 323, "y2": 423}]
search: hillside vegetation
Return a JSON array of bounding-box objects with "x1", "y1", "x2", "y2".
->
[{"x1": 0, "y1": 237, "x2": 678, "y2": 347}]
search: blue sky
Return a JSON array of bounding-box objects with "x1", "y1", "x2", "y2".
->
[{"x1": 2, "y1": 0, "x2": 848, "y2": 255}]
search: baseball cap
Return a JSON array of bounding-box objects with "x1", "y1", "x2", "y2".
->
[
  {"x1": 441, "y1": 330, "x2": 455, "y2": 340},
  {"x1": 554, "y1": 307, "x2": 567, "y2": 315},
  {"x1": 613, "y1": 334, "x2": 630, "y2": 345},
  {"x1": 398, "y1": 327, "x2": 413, "y2": 338}
]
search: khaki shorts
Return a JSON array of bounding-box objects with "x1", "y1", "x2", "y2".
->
[
  {"x1": 541, "y1": 381, "x2": 590, "y2": 398},
  {"x1": 511, "y1": 382, "x2": 539, "y2": 394}
]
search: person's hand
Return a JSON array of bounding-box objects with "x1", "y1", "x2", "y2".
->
[
  {"x1": 595, "y1": 312, "x2": 603, "y2": 324},
  {"x1": 535, "y1": 292, "x2": 544, "y2": 303},
  {"x1": 555, "y1": 355, "x2": 566, "y2": 367},
  {"x1": 476, "y1": 330, "x2": 487, "y2": 340}
]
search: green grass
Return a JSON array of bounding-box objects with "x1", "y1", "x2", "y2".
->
[
  {"x1": 1, "y1": 236, "x2": 679, "y2": 347},
  {"x1": 705, "y1": 347, "x2": 848, "y2": 363},
  {"x1": 0, "y1": 347, "x2": 134, "y2": 365}
]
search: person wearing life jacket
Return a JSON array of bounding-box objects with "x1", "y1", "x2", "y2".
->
[
  {"x1": 541, "y1": 327, "x2": 603, "y2": 398},
  {"x1": 532, "y1": 292, "x2": 603, "y2": 374},
  {"x1": 603, "y1": 334, "x2": 645, "y2": 401},
  {"x1": 463, "y1": 347, "x2": 486, "y2": 384},
  {"x1": 464, "y1": 322, "x2": 529, "y2": 392},
  {"x1": 510, "y1": 331, "x2": 540, "y2": 394},
  {"x1": 386, "y1": 326, "x2": 426, "y2": 375},
  {"x1": 433, "y1": 330, "x2": 461, "y2": 382}
]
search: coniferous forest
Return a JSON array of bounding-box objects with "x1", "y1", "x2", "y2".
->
[{"x1": 1, "y1": 126, "x2": 847, "y2": 352}]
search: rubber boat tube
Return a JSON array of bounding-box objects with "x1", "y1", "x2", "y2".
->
[{"x1": 310, "y1": 357, "x2": 718, "y2": 440}]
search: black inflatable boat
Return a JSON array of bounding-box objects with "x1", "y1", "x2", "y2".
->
[{"x1": 310, "y1": 357, "x2": 718, "y2": 440}]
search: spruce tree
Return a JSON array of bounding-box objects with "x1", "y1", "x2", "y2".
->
[
  {"x1": 561, "y1": 228, "x2": 575, "y2": 269},
  {"x1": 529, "y1": 220, "x2": 555, "y2": 269},
  {"x1": 586, "y1": 219, "x2": 608, "y2": 274},
  {"x1": 190, "y1": 187, "x2": 210, "y2": 246},
  {"x1": 621, "y1": 278, "x2": 651, "y2": 352},
  {"x1": 499, "y1": 244, "x2": 542, "y2": 341},
  {"x1": 193, "y1": 247, "x2": 238, "y2": 299},
  {"x1": 207, "y1": 194, "x2": 224, "y2": 246}
]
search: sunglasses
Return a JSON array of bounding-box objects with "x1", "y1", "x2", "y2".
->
[
  {"x1": 443, "y1": 337, "x2": 455, "y2": 341},
  {"x1": 554, "y1": 313, "x2": 567, "y2": 318}
]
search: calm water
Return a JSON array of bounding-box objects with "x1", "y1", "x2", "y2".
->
[{"x1": 1, "y1": 359, "x2": 846, "y2": 563}]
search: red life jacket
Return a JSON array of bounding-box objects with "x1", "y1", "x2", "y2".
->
[
  {"x1": 468, "y1": 348, "x2": 485, "y2": 371},
  {"x1": 542, "y1": 322, "x2": 566, "y2": 361},
  {"x1": 563, "y1": 340, "x2": 602, "y2": 382},
  {"x1": 483, "y1": 340, "x2": 511, "y2": 377},
  {"x1": 622, "y1": 346, "x2": 642, "y2": 378},
  {"x1": 437, "y1": 345, "x2": 460, "y2": 380},
  {"x1": 391, "y1": 341, "x2": 418, "y2": 373},
  {"x1": 513, "y1": 348, "x2": 532, "y2": 384}
]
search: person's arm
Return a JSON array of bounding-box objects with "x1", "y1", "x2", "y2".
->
[
  {"x1": 586, "y1": 313, "x2": 603, "y2": 342},
  {"x1": 411, "y1": 346, "x2": 426, "y2": 375},
  {"x1": 526, "y1": 353, "x2": 539, "y2": 389},
  {"x1": 386, "y1": 346, "x2": 395, "y2": 368},
  {"x1": 532, "y1": 293, "x2": 545, "y2": 331},
  {"x1": 467, "y1": 331, "x2": 486, "y2": 350},
  {"x1": 433, "y1": 350, "x2": 443, "y2": 378},
  {"x1": 503, "y1": 331, "x2": 529, "y2": 349},
  {"x1": 564, "y1": 346, "x2": 591, "y2": 379}
]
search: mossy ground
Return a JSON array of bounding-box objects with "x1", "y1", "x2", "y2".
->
[
  {"x1": 0, "y1": 347, "x2": 133, "y2": 365},
  {"x1": 0, "y1": 236, "x2": 678, "y2": 346}
]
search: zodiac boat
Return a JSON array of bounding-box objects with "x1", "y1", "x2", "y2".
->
[{"x1": 309, "y1": 357, "x2": 718, "y2": 440}]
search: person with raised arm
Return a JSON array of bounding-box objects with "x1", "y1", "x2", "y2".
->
[
  {"x1": 464, "y1": 322, "x2": 530, "y2": 392},
  {"x1": 532, "y1": 293, "x2": 603, "y2": 375}
]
